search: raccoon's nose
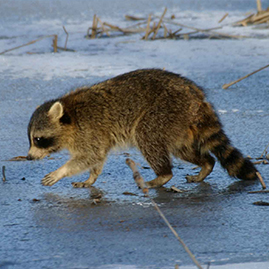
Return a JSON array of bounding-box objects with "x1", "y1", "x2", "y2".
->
[{"x1": 27, "y1": 154, "x2": 34, "y2": 160}]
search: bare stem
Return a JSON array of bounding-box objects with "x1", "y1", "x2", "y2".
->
[
  {"x1": 218, "y1": 13, "x2": 229, "y2": 23},
  {"x1": 63, "y1": 26, "x2": 69, "y2": 50},
  {"x1": 125, "y1": 158, "x2": 148, "y2": 195},
  {"x1": 152, "y1": 7, "x2": 167, "y2": 40},
  {"x1": 257, "y1": 0, "x2": 262, "y2": 12},
  {"x1": 2, "y1": 166, "x2": 6, "y2": 182},
  {"x1": 91, "y1": 14, "x2": 98, "y2": 39},
  {"x1": 52, "y1": 35, "x2": 58, "y2": 53},
  {"x1": 144, "y1": 14, "x2": 152, "y2": 40},
  {"x1": 258, "y1": 142, "x2": 269, "y2": 159},
  {"x1": 222, "y1": 64, "x2": 269, "y2": 89},
  {"x1": 0, "y1": 35, "x2": 58, "y2": 55},
  {"x1": 256, "y1": 172, "x2": 267, "y2": 190}
]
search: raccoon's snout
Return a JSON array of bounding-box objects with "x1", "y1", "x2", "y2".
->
[
  {"x1": 27, "y1": 146, "x2": 50, "y2": 160},
  {"x1": 26, "y1": 154, "x2": 34, "y2": 161},
  {"x1": 26, "y1": 152, "x2": 41, "y2": 160}
]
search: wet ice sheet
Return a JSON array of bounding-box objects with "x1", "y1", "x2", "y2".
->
[{"x1": 95, "y1": 262, "x2": 269, "y2": 269}]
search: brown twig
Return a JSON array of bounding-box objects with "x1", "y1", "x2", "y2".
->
[
  {"x1": 171, "y1": 27, "x2": 182, "y2": 37},
  {"x1": 91, "y1": 14, "x2": 98, "y2": 39},
  {"x1": 253, "y1": 160, "x2": 269, "y2": 165},
  {"x1": 256, "y1": 172, "x2": 266, "y2": 189},
  {"x1": 52, "y1": 35, "x2": 58, "y2": 53},
  {"x1": 143, "y1": 21, "x2": 156, "y2": 39},
  {"x1": 258, "y1": 142, "x2": 269, "y2": 159},
  {"x1": 257, "y1": 0, "x2": 262, "y2": 12},
  {"x1": 164, "y1": 19, "x2": 223, "y2": 32},
  {"x1": 170, "y1": 186, "x2": 184, "y2": 193},
  {"x1": 248, "y1": 190, "x2": 269, "y2": 194},
  {"x1": 8, "y1": 156, "x2": 27, "y2": 161},
  {"x1": 125, "y1": 158, "x2": 149, "y2": 195},
  {"x1": 97, "y1": 17, "x2": 110, "y2": 37},
  {"x1": 56, "y1": 46, "x2": 76, "y2": 52},
  {"x1": 0, "y1": 35, "x2": 58, "y2": 55},
  {"x1": 2, "y1": 166, "x2": 6, "y2": 182},
  {"x1": 162, "y1": 22, "x2": 169, "y2": 38},
  {"x1": 103, "y1": 22, "x2": 121, "y2": 31},
  {"x1": 218, "y1": 13, "x2": 229, "y2": 23},
  {"x1": 151, "y1": 199, "x2": 204, "y2": 269},
  {"x1": 103, "y1": 22, "x2": 147, "y2": 35},
  {"x1": 234, "y1": 14, "x2": 255, "y2": 27},
  {"x1": 125, "y1": 158, "x2": 204, "y2": 269},
  {"x1": 253, "y1": 201, "x2": 269, "y2": 206},
  {"x1": 152, "y1": 7, "x2": 167, "y2": 40},
  {"x1": 143, "y1": 14, "x2": 152, "y2": 40},
  {"x1": 125, "y1": 20, "x2": 148, "y2": 29},
  {"x1": 63, "y1": 26, "x2": 69, "y2": 50},
  {"x1": 125, "y1": 15, "x2": 146, "y2": 21},
  {"x1": 162, "y1": 19, "x2": 243, "y2": 39},
  {"x1": 222, "y1": 64, "x2": 269, "y2": 89}
]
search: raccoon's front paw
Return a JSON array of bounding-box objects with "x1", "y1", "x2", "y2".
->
[{"x1": 42, "y1": 172, "x2": 60, "y2": 186}]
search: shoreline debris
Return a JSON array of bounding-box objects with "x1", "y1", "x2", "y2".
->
[
  {"x1": 235, "y1": 0, "x2": 269, "y2": 26},
  {"x1": 86, "y1": 8, "x2": 245, "y2": 41},
  {"x1": 2, "y1": 5, "x2": 269, "y2": 55}
]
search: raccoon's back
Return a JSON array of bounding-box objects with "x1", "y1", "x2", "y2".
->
[{"x1": 60, "y1": 69, "x2": 206, "y2": 136}]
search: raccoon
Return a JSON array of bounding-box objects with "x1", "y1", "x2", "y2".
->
[{"x1": 27, "y1": 69, "x2": 258, "y2": 188}]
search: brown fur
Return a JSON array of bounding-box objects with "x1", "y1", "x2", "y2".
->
[{"x1": 27, "y1": 69, "x2": 258, "y2": 187}]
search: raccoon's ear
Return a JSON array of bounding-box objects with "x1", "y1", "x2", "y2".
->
[{"x1": 48, "y1": 101, "x2": 64, "y2": 120}]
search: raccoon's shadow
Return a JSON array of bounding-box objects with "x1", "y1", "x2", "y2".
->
[
  {"x1": 37, "y1": 178, "x2": 260, "y2": 212},
  {"x1": 224, "y1": 179, "x2": 260, "y2": 193},
  {"x1": 153, "y1": 179, "x2": 259, "y2": 204},
  {"x1": 41, "y1": 186, "x2": 108, "y2": 209}
]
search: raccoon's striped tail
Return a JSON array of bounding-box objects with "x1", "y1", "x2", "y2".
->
[{"x1": 203, "y1": 129, "x2": 258, "y2": 180}]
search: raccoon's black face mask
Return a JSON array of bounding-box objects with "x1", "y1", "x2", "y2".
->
[{"x1": 33, "y1": 137, "x2": 56, "y2": 149}]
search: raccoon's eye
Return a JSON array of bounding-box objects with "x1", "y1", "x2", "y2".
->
[{"x1": 33, "y1": 137, "x2": 55, "y2": 149}]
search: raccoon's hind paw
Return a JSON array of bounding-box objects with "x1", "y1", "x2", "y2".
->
[
  {"x1": 145, "y1": 174, "x2": 173, "y2": 188},
  {"x1": 72, "y1": 182, "x2": 92, "y2": 188},
  {"x1": 186, "y1": 174, "x2": 204, "y2": 183},
  {"x1": 42, "y1": 172, "x2": 60, "y2": 186}
]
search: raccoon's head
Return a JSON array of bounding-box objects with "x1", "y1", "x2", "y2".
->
[{"x1": 27, "y1": 100, "x2": 72, "y2": 160}]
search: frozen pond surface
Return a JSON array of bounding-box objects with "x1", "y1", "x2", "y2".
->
[{"x1": 0, "y1": 0, "x2": 269, "y2": 268}]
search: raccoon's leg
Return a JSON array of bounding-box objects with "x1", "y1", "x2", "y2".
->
[
  {"x1": 136, "y1": 143, "x2": 173, "y2": 188},
  {"x1": 72, "y1": 163, "x2": 104, "y2": 188},
  {"x1": 42, "y1": 156, "x2": 105, "y2": 186},
  {"x1": 185, "y1": 155, "x2": 215, "y2": 183},
  {"x1": 178, "y1": 149, "x2": 215, "y2": 183}
]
